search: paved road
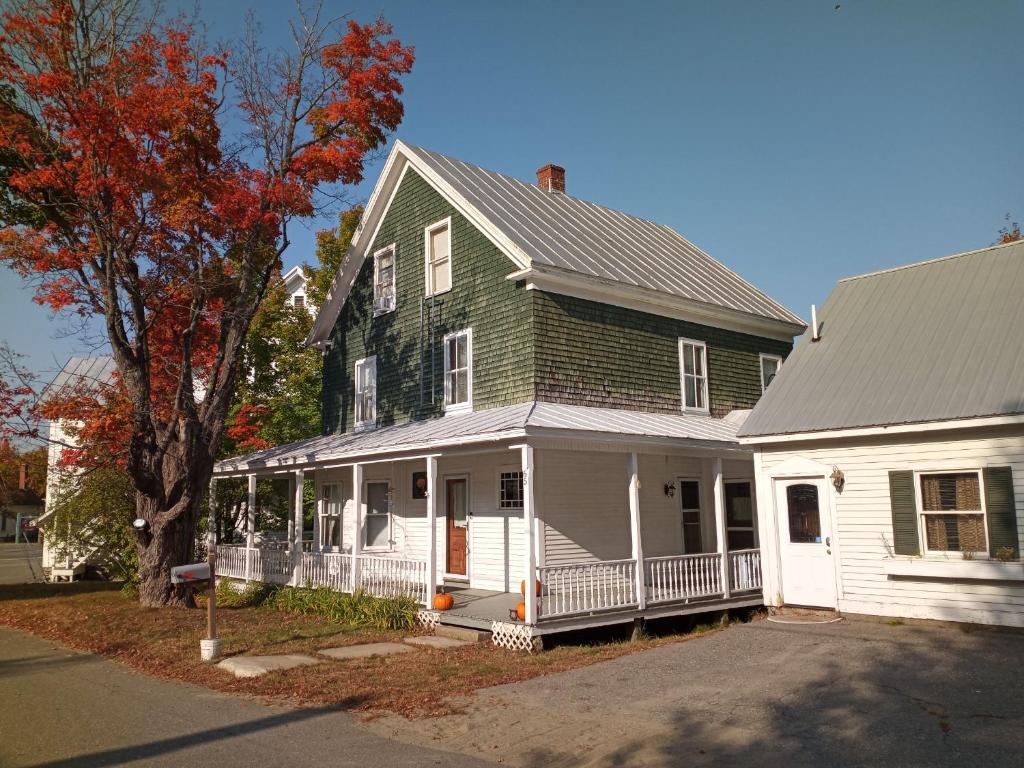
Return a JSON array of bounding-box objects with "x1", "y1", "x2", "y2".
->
[
  {"x1": 0, "y1": 543, "x2": 42, "y2": 584},
  {"x1": 0, "y1": 628, "x2": 497, "y2": 768}
]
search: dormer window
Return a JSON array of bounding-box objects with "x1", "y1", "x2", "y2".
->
[
  {"x1": 425, "y1": 218, "x2": 452, "y2": 296},
  {"x1": 373, "y1": 244, "x2": 396, "y2": 314},
  {"x1": 678, "y1": 338, "x2": 709, "y2": 413},
  {"x1": 443, "y1": 328, "x2": 472, "y2": 412},
  {"x1": 760, "y1": 353, "x2": 782, "y2": 391},
  {"x1": 292, "y1": 294, "x2": 305, "y2": 308},
  {"x1": 354, "y1": 356, "x2": 377, "y2": 430}
]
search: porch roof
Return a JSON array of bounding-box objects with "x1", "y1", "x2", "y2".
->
[{"x1": 214, "y1": 402, "x2": 749, "y2": 475}]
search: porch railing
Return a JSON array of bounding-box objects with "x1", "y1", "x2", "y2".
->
[
  {"x1": 251, "y1": 546, "x2": 293, "y2": 585},
  {"x1": 644, "y1": 553, "x2": 723, "y2": 604},
  {"x1": 216, "y1": 545, "x2": 246, "y2": 580},
  {"x1": 358, "y1": 555, "x2": 429, "y2": 604},
  {"x1": 298, "y1": 551, "x2": 353, "y2": 590},
  {"x1": 728, "y1": 548, "x2": 762, "y2": 592},
  {"x1": 538, "y1": 559, "x2": 639, "y2": 618}
]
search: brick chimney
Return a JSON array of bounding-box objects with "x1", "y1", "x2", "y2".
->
[
  {"x1": 19, "y1": 463, "x2": 26, "y2": 490},
  {"x1": 536, "y1": 164, "x2": 565, "y2": 193}
]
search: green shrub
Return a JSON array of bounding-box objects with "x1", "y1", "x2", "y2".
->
[
  {"x1": 215, "y1": 578, "x2": 275, "y2": 608},
  {"x1": 263, "y1": 586, "x2": 418, "y2": 630}
]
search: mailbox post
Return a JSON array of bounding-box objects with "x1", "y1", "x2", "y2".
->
[{"x1": 171, "y1": 560, "x2": 219, "y2": 661}]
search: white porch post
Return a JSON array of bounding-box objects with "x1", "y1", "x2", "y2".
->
[
  {"x1": 207, "y1": 476, "x2": 218, "y2": 564},
  {"x1": 522, "y1": 444, "x2": 538, "y2": 625},
  {"x1": 292, "y1": 469, "x2": 305, "y2": 586},
  {"x1": 712, "y1": 458, "x2": 731, "y2": 599},
  {"x1": 245, "y1": 474, "x2": 256, "y2": 582},
  {"x1": 628, "y1": 452, "x2": 646, "y2": 610},
  {"x1": 352, "y1": 463, "x2": 363, "y2": 593},
  {"x1": 425, "y1": 456, "x2": 438, "y2": 605}
]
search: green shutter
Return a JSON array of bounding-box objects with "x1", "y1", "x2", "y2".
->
[
  {"x1": 888, "y1": 470, "x2": 920, "y2": 556},
  {"x1": 983, "y1": 466, "x2": 1019, "y2": 558}
]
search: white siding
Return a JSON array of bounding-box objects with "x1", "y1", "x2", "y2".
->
[{"x1": 757, "y1": 428, "x2": 1024, "y2": 627}]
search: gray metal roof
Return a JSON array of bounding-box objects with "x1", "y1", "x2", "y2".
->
[
  {"x1": 39, "y1": 355, "x2": 116, "y2": 403},
  {"x1": 739, "y1": 241, "x2": 1024, "y2": 438},
  {"x1": 215, "y1": 401, "x2": 746, "y2": 474}
]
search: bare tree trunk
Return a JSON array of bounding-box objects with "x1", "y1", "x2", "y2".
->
[{"x1": 135, "y1": 491, "x2": 204, "y2": 608}]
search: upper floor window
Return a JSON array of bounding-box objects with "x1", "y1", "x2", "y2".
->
[
  {"x1": 760, "y1": 353, "x2": 782, "y2": 391},
  {"x1": 678, "y1": 338, "x2": 709, "y2": 412},
  {"x1": 425, "y1": 218, "x2": 452, "y2": 296},
  {"x1": 354, "y1": 355, "x2": 377, "y2": 430},
  {"x1": 919, "y1": 471, "x2": 986, "y2": 554},
  {"x1": 373, "y1": 244, "x2": 396, "y2": 314},
  {"x1": 443, "y1": 328, "x2": 472, "y2": 412},
  {"x1": 292, "y1": 294, "x2": 305, "y2": 308}
]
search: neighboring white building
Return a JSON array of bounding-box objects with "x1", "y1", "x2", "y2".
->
[
  {"x1": 740, "y1": 241, "x2": 1024, "y2": 627},
  {"x1": 282, "y1": 265, "x2": 312, "y2": 313}
]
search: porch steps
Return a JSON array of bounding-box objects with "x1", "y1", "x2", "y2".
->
[{"x1": 435, "y1": 624, "x2": 491, "y2": 643}]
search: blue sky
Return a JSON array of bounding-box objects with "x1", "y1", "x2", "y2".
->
[{"x1": 2, "y1": 0, "x2": 1021, "y2": 382}]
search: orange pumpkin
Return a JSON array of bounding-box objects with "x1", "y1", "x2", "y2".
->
[
  {"x1": 516, "y1": 601, "x2": 527, "y2": 621},
  {"x1": 520, "y1": 579, "x2": 542, "y2": 597},
  {"x1": 433, "y1": 592, "x2": 454, "y2": 611}
]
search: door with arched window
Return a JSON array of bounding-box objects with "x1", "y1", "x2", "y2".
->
[{"x1": 776, "y1": 478, "x2": 837, "y2": 608}]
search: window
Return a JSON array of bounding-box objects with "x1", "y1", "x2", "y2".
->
[
  {"x1": 354, "y1": 356, "x2": 376, "y2": 429},
  {"x1": 725, "y1": 481, "x2": 755, "y2": 550},
  {"x1": 919, "y1": 472, "x2": 986, "y2": 553},
  {"x1": 787, "y1": 484, "x2": 821, "y2": 543},
  {"x1": 373, "y1": 244, "x2": 396, "y2": 314},
  {"x1": 292, "y1": 294, "x2": 305, "y2": 308},
  {"x1": 425, "y1": 218, "x2": 452, "y2": 296},
  {"x1": 680, "y1": 479, "x2": 703, "y2": 553},
  {"x1": 678, "y1": 339, "x2": 709, "y2": 412},
  {"x1": 443, "y1": 328, "x2": 472, "y2": 411},
  {"x1": 364, "y1": 481, "x2": 391, "y2": 549},
  {"x1": 499, "y1": 471, "x2": 524, "y2": 509},
  {"x1": 760, "y1": 354, "x2": 782, "y2": 391},
  {"x1": 319, "y1": 483, "x2": 342, "y2": 550}
]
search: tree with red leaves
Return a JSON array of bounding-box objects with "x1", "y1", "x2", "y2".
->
[{"x1": 0, "y1": 0, "x2": 413, "y2": 606}]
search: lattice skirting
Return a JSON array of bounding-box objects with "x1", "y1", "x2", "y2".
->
[
  {"x1": 416, "y1": 610, "x2": 441, "y2": 630},
  {"x1": 491, "y1": 620, "x2": 542, "y2": 652}
]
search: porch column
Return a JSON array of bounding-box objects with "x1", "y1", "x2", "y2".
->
[
  {"x1": 245, "y1": 474, "x2": 256, "y2": 583},
  {"x1": 712, "y1": 458, "x2": 731, "y2": 599},
  {"x1": 292, "y1": 469, "x2": 305, "y2": 586},
  {"x1": 628, "y1": 452, "x2": 647, "y2": 610},
  {"x1": 207, "y1": 476, "x2": 218, "y2": 564},
  {"x1": 522, "y1": 444, "x2": 538, "y2": 625},
  {"x1": 287, "y1": 476, "x2": 295, "y2": 545},
  {"x1": 351, "y1": 463, "x2": 363, "y2": 593},
  {"x1": 425, "y1": 456, "x2": 438, "y2": 605}
]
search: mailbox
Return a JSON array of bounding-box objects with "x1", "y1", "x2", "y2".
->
[{"x1": 171, "y1": 562, "x2": 211, "y2": 584}]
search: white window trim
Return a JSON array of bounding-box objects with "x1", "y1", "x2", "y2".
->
[
  {"x1": 759, "y1": 353, "x2": 783, "y2": 392},
  {"x1": 362, "y1": 480, "x2": 393, "y2": 552},
  {"x1": 913, "y1": 468, "x2": 990, "y2": 557},
  {"x1": 678, "y1": 338, "x2": 710, "y2": 414},
  {"x1": 442, "y1": 327, "x2": 473, "y2": 414},
  {"x1": 318, "y1": 481, "x2": 343, "y2": 552},
  {"x1": 724, "y1": 478, "x2": 757, "y2": 549},
  {"x1": 497, "y1": 469, "x2": 524, "y2": 510},
  {"x1": 424, "y1": 216, "x2": 453, "y2": 298},
  {"x1": 354, "y1": 355, "x2": 377, "y2": 431},
  {"x1": 372, "y1": 243, "x2": 397, "y2": 316}
]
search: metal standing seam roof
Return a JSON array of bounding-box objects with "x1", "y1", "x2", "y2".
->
[
  {"x1": 738, "y1": 240, "x2": 1024, "y2": 438},
  {"x1": 214, "y1": 401, "x2": 748, "y2": 474},
  {"x1": 39, "y1": 355, "x2": 116, "y2": 403}
]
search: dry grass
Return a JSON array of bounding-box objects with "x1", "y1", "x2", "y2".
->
[{"x1": 0, "y1": 582, "x2": 725, "y2": 717}]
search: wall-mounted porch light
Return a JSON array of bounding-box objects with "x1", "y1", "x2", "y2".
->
[
  {"x1": 830, "y1": 466, "x2": 845, "y2": 493},
  {"x1": 663, "y1": 482, "x2": 675, "y2": 498}
]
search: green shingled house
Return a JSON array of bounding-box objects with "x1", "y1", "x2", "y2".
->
[{"x1": 213, "y1": 141, "x2": 805, "y2": 647}]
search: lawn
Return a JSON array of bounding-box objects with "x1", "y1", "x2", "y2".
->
[{"x1": 0, "y1": 582, "x2": 733, "y2": 717}]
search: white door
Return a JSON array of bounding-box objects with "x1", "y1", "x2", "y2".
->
[{"x1": 776, "y1": 477, "x2": 837, "y2": 608}]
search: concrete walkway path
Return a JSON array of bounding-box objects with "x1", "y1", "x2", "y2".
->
[
  {"x1": 0, "y1": 627, "x2": 496, "y2": 768},
  {"x1": 0, "y1": 543, "x2": 42, "y2": 584}
]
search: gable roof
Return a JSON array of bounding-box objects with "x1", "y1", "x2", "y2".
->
[
  {"x1": 739, "y1": 240, "x2": 1024, "y2": 439},
  {"x1": 39, "y1": 355, "x2": 116, "y2": 404},
  {"x1": 308, "y1": 141, "x2": 804, "y2": 345}
]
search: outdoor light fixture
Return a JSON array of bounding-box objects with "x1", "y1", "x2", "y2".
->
[
  {"x1": 131, "y1": 518, "x2": 150, "y2": 532},
  {"x1": 664, "y1": 482, "x2": 675, "y2": 498},
  {"x1": 830, "y1": 466, "x2": 845, "y2": 493}
]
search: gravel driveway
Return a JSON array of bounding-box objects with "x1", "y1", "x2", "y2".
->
[{"x1": 379, "y1": 617, "x2": 1024, "y2": 768}]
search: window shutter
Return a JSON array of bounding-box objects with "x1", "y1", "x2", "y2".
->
[
  {"x1": 888, "y1": 470, "x2": 920, "y2": 556},
  {"x1": 983, "y1": 466, "x2": 1019, "y2": 558}
]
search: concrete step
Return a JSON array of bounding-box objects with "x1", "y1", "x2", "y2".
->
[{"x1": 435, "y1": 624, "x2": 491, "y2": 643}]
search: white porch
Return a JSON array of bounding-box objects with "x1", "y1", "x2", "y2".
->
[{"x1": 210, "y1": 402, "x2": 765, "y2": 638}]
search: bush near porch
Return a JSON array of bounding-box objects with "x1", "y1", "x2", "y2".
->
[{"x1": 0, "y1": 582, "x2": 741, "y2": 717}]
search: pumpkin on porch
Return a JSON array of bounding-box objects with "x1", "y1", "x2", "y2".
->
[
  {"x1": 515, "y1": 601, "x2": 527, "y2": 621},
  {"x1": 432, "y1": 592, "x2": 455, "y2": 611},
  {"x1": 520, "y1": 579, "x2": 542, "y2": 597}
]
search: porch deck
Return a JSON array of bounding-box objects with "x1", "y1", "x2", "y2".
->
[{"x1": 439, "y1": 586, "x2": 521, "y2": 630}]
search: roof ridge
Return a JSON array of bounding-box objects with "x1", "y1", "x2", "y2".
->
[{"x1": 839, "y1": 238, "x2": 1023, "y2": 283}]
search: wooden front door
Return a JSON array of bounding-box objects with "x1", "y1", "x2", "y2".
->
[{"x1": 446, "y1": 478, "x2": 468, "y2": 576}]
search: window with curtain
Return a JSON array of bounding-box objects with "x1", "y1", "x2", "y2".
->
[
  {"x1": 373, "y1": 244, "x2": 396, "y2": 313},
  {"x1": 425, "y1": 219, "x2": 451, "y2": 295},
  {"x1": 678, "y1": 339, "x2": 708, "y2": 411},
  {"x1": 443, "y1": 329, "x2": 472, "y2": 410},
  {"x1": 919, "y1": 472, "x2": 986, "y2": 553},
  {"x1": 354, "y1": 356, "x2": 376, "y2": 429}
]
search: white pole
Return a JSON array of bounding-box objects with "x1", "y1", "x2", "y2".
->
[
  {"x1": 292, "y1": 469, "x2": 305, "y2": 586},
  {"x1": 352, "y1": 463, "x2": 363, "y2": 592},
  {"x1": 425, "y1": 456, "x2": 438, "y2": 606},
  {"x1": 628, "y1": 452, "x2": 646, "y2": 610},
  {"x1": 245, "y1": 474, "x2": 256, "y2": 583},
  {"x1": 712, "y1": 458, "x2": 731, "y2": 599},
  {"x1": 522, "y1": 444, "x2": 537, "y2": 625}
]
